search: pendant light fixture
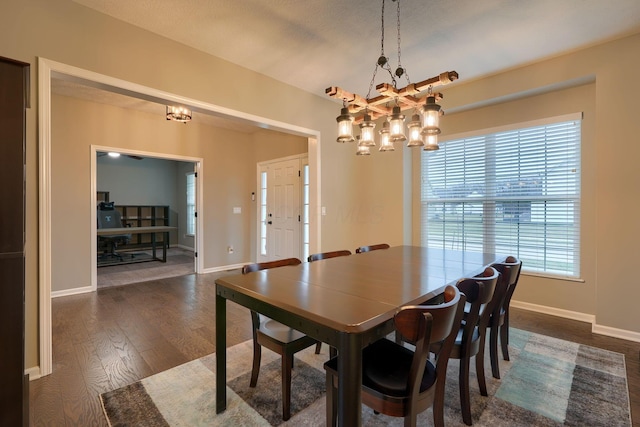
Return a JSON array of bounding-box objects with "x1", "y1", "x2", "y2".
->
[
  {"x1": 326, "y1": 0, "x2": 459, "y2": 154},
  {"x1": 166, "y1": 105, "x2": 192, "y2": 123}
]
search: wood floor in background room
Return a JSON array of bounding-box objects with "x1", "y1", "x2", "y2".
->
[
  {"x1": 97, "y1": 247, "x2": 195, "y2": 288},
  {"x1": 29, "y1": 273, "x2": 640, "y2": 426}
]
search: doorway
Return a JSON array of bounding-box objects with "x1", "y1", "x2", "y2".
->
[
  {"x1": 94, "y1": 152, "x2": 198, "y2": 288},
  {"x1": 38, "y1": 58, "x2": 322, "y2": 378}
]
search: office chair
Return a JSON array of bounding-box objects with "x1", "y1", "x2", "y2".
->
[{"x1": 97, "y1": 202, "x2": 131, "y2": 262}]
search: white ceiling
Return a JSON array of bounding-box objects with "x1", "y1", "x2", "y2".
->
[
  {"x1": 58, "y1": 0, "x2": 640, "y2": 128},
  {"x1": 71, "y1": 0, "x2": 640, "y2": 98}
]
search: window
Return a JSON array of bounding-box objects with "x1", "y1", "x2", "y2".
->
[
  {"x1": 186, "y1": 172, "x2": 196, "y2": 235},
  {"x1": 421, "y1": 114, "x2": 581, "y2": 278},
  {"x1": 302, "y1": 163, "x2": 310, "y2": 261},
  {"x1": 259, "y1": 171, "x2": 268, "y2": 256}
]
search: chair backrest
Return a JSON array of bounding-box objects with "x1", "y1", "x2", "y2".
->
[
  {"x1": 307, "y1": 250, "x2": 351, "y2": 262},
  {"x1": 456, "y1": 266, "x2": 499, "y2": 338},
  {"x1": 97, "y1": 207, "x2": 123, "y2": 229},
  {"x1": 490, "y1": 256, "x2": 522, "y2": 313},
  {"x1": 355, "y1": 243, "x2": 390, "y2": 254},
  {"x1": 394, "y1": 285, "x2": 466, "y2": 401},
  {"x1": 241, "y1": 257, "x2": 302, "y2": 274}
]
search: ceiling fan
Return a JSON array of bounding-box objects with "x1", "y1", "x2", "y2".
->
[{"x1": 97, "y1": 152, "x2": 143, "y2": 160}]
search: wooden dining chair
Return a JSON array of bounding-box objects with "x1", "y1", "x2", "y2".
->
[
  {"x1": 307, "y1": 249, "x2": 351, "y2": 262},
  {"x1": 241, "y1": 257, "x2": 321, "y2": 421},
  {"x1": 355, "y1": 243, "x2": 390, "y2": 253},
  {"x1": 487, "y1": 256, "x2": 522, "y2": 379},
  {"x1": 431, "y1": 266, "x2": 499, "y2": 426},
  {"x1": 324, "y1": 285, "x2": 466, "y2": 427}
]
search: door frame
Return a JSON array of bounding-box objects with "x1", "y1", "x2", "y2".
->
[
  {"x1": 37, "y1": 57, "x2": 322, "y2": 378},
  {"x1": 91, "y1": 147, "x2": 203, "y2": 290}
]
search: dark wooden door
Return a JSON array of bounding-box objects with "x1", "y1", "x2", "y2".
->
[{"x1": 0, "y1": 56, "x2": 29, "y2": 427}]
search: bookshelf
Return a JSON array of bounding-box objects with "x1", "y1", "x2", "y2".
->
[{"x1": 114, "y1": 205, "x2": 170, "y2": 249}]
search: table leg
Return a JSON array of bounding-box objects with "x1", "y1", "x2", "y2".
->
[
  {"x1": 151, "y1": 233, "x2": 157, "y2": 260},
  {"x1": 215, "y1": 291, "x2": 227, "y2": 413},
  {"x1": 162, "y1": 232, "x2": 168, "y2": 262},
  {"x1": 337, "y1": 333, "x2": 362, "y2": 426}
]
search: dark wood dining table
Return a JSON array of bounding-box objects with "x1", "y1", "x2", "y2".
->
[{"x1": 215, "y1": 245, "x2": 503, "y2": 426}]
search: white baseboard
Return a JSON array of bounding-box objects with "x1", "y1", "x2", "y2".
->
[
  {"x1": 511, "y1": 299, "x2": 640, "y2": 343},
  {"x1": 26, "y1": 366, "x2": 42, "y2": 381},
  {"x1": 592, "y1": 324, "x2": 640, "y2": 343},
  {"x1": 201, "y1": 263, "x2": 246, "y2": 274},
  {"x1": 175, "y1": 244, "x2": 194, "y2": 251},
  {"x1": 51, "y1": 285, "x2": 94, "y2": 299}
]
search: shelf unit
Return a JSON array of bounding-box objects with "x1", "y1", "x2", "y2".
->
[{"x1": 114, "y1": 205, "x2": 170, "y2": 249}]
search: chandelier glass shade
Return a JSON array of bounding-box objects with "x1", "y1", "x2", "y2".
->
[
  {"x1": 326, "y1": 0, "x2": 458, "y2": 154},
  {"x1": 358, "y1": 113, "x2": 377, "y2": 146}
]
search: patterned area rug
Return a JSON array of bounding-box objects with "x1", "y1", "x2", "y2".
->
[{"x1": 101, "y1": 329, "x2": 631, "y2": 426}]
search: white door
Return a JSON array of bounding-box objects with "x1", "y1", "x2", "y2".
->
[{"x1": 258, "y1": 156, "x2": 304, "y2": 262}]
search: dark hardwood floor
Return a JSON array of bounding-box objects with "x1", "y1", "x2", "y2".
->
[{"x1": 30, "y1": 273, "x2": 640, "y2": 426}]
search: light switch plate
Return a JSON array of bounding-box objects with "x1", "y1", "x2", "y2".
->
[{"x1": 233, "y1": 207, "x2": 241, "y2": 214}]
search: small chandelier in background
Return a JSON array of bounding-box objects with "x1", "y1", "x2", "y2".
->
[
  {"x1": 166, "y1": 105, "x2": 192, "y2": 123},
  {"x1": 326, "y1": 0, "x2": 459, "y2": 154}
]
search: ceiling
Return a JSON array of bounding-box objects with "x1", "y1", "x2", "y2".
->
[{"x1": 59, "y1": 0, "x2": 640, "y2": 127}]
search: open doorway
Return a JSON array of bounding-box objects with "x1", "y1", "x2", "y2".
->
[
  {"x1": 38, "y1": 58, "x2": 322, "y2": 378},
  {"x1": 94, "y1": 151, "x2": 198, "y2": 288}
]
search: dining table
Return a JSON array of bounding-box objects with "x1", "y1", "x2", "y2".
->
[{"x1": 214, "y1": 245, "x2": 503, "y2": 426}]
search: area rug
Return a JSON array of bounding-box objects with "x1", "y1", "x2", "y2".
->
[{"x1": 101, "y1": 329, "x2": 631, "y2": 426}]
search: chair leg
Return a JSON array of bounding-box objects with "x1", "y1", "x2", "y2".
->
[
  {"x1": 282, "y1": 353, "x2": 293, "y2": 421},
  {"x1": 476, "y1": 343, "x2": 488, "y2": 397},
  {"x1": 249, "y1": 340, "x2": 261, "y2": 387},
  {"x1": 489, "y1": 324, "x2": 500, "y2": 379},
  {"x1": 500, "y1": 317, "x2": 510, "y2": 361},
  {"x1": 433, "y1": 363, "x2": 446, "y2": 427},
  {"x1": 459, "y1": 358, "x2": 473, "y2": 426},
  {"x1": 315, "y1": 342, "x2": 322, "y2": 354},
  {"x1": 330, "y1": 346, "x2": 337, "y2": 359}
]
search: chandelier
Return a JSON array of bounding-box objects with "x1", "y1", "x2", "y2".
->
[
  {"x1": 166, "y1": 105, "x2": 192, "y2": 123},
  {"x1": 326, "y1": 0, "x2": 458, "y2": 155}
]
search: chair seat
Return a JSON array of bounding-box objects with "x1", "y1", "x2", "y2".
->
[
  {"x1": 259, "y1": 318, "x2": 310, "y2": 344},
  {"x1": 325, "y1": 338, "x2": 437, "y2": 397}
]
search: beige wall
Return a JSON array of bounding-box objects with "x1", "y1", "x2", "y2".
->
[{"x1": 2, "y1": 0, "x2": 640, "y2": 372}]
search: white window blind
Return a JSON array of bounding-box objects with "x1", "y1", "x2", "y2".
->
[
  {"x1": 421, "y1": 114, "x2": 581, "y2": 278},
  {"x1": 186, "y1": 172, "x2": 196, "y2": 235}
]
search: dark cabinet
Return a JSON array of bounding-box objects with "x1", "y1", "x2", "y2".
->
[{"x1": 0, "y1": 56, "x2": 29, "y2": 426}]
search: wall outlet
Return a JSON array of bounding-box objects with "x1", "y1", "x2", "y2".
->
[{"x1": 227, "y1": 245, "x2": 234, "y2": 254}]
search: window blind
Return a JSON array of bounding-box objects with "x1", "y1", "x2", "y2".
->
[{"x1": 421, "y1": 114, "x2": 581, "y2": 278}]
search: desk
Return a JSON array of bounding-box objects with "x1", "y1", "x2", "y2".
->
[
  {"x1": 97, "y1": 226, "x2": 176, "y2": 263},
  {"x1": 214, "y1": 246, "x2": 502, "y2": 426}
]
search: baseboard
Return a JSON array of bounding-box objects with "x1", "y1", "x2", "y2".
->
[
  {"x1": 512, "y1": 299, "x2": 640, "y2": 343},
  {"x1": 201, "y1": 263, "x2": 246, "y2": 274},
  {"x1": 511, "y1": 300, "x2": 595, "y2": 323},
  {"x1": 25, "y1": 366, "x2": 42, "y2": 381},
  {"x1": 592, "y1": 324, "x2": 640, "y2": 343},
  {"x1": 175, "y1": 244, "x2": 194, "y2": 251},
  {"x1": 51, "y1": 285, "x2": 94, "y2": 299}
]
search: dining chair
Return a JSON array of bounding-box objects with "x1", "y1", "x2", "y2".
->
[
  {"x1": 431, "y1": 266, "x2": 499, "y2": 426},
  {"x1": 324, "y1": 285, "x2": 466, "y2": 427},
  {"x1": 307, "y1": 249, "x2": 351, "y2": 262},
  {"x1": 355, "y1": 243, "x2": 390, "y2": 253},
  {"x1": 487, "y1": 256, "x2": 522, "y2": 379},
  {"x1": 241, "y1": 257, "x2": 322, "y2": 421}
]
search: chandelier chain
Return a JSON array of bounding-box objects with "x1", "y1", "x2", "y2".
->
[{"x1": 396, "y1": 0, "x2": 410, "y2": 85}]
